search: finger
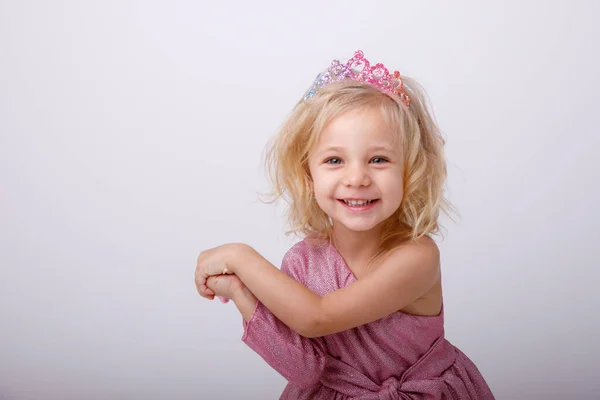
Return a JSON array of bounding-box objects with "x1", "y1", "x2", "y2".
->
[
  {"x1": 205, "y1": 277, "x2": 216, "y2": 294},
  {"x1": 206, "y1": 277, "x2": 220, "y2": 296},
  {"x1": 197, "y1": 282, "x2": 212, "y2": 298},
  {"x1": 194, "y1": 267, "x2": 212, "y2": 299},
  {"x1": 201, "y1": 276, "x2": 216, "y2": 299}
]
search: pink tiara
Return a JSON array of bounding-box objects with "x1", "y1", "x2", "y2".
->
[{"x1": 303, "y1": 50, "x2": 410, "y2": 106}]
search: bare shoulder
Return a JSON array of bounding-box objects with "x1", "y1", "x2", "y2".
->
[
  {"x1": 388, "y1": 235, "x2": 440, "y2": 269},
  {"x1": 388, "y1": 236, "x2": 442, "y2": 316}
]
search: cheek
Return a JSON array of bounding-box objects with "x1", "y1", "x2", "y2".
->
[
  {"x1": 378, "y1": 172, "x2": 404, "y2": 199},
  {"x1": 312, "y1": 178, "x2": 332, "y2": 197},
  {"x1": 310, "y1": 176, "x2": 329, "y2": 205}
]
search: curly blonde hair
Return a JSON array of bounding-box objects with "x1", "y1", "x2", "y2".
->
[{"x1": 261, "y1": 77, "x2": 457, "y2": 252}]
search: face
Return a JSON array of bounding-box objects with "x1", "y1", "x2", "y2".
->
[{"x1": 308, "y1": 106, "x2": 404, "y2": 235}]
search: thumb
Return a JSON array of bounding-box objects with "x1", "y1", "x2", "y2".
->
[{"x1": 206, "y1": 275, "x2": 221, "y2": 292}]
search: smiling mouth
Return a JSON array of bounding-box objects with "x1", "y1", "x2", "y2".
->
[{"x1": 338, "y1": 199, "x2": 379, "y2": 207}]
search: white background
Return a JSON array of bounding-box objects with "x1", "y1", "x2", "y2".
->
[{"x1": 1, "y1": 1, "x2": 598, "y2": 399}]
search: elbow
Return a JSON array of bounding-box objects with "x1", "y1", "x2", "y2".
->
[
  {"x1": 298, "y1": 307, "x2": 330, "y2": 338},
  {"x1": 298, "y1": 329, "x2": 322, "y2": 339},
  {"x1": 299, "y1": 327, "x2": 321, "y2": 339},
  {"x1": 290, "y1": 295, "x2": 329, "y2": 338},
  {"x1": 288, "y1": 310, "x2": 325, "y2": 339},
  {"x1": 294, "y1": 317, "x2": 321, "y2": 338}
]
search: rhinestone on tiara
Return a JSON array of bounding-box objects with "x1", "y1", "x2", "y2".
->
[{"x1": 303, "y1": 50, "x2": 410, "y2": 106}]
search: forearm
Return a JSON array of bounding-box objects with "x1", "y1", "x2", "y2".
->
[
  {"x1": 240, "y1": 298, "x2": 327, "y2": 386},
  {"x1": 231, "y1": 285, "x2": 258, "y2": 322},
  {"x1": 231, "y1": 245, "x2": 322, "y2": 337}
]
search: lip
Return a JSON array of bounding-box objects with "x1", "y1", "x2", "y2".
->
[{"x1": 337, "y1": 199, "x2": 379, "y2": 212}]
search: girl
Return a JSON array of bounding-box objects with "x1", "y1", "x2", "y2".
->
[{"x1": 195, "y1": 50, "x2": 495, "y2": 399}]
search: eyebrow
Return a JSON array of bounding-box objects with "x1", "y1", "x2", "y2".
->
[{"x1": 318, "y1": 145, "x2": 396, "y2": 153}]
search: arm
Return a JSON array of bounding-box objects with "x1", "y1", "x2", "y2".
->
[
  {"x1": 229, "y1": 237, "x2": 440, "y2": 338},
  {"x1": 231, "y1": 285, "x2": 259, "y2": 322},
  {"x1": 209, "y1": 263, "x2": 328, "y2": 386}
]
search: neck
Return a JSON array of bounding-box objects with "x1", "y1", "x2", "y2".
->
[{"x1": 330, "y1": 223, "x2": 382, "y2": 273}]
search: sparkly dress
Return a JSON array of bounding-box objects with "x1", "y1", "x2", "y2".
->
[{"x1": 241, "y1": 239, "x2": 495, "y2": 399}]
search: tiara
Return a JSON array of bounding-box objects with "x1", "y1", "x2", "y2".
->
[{"x1": 303, "y1": 50, "x2": 410, "y2": 106}]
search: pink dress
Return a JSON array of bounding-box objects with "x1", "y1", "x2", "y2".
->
[{"x1": 241, "y1": 238, "x2": 495, "y2": 399}]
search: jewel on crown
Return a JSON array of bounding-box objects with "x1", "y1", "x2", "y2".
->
[{"x1": 303, "y1": 50, "x2": 410, "y2": 106}]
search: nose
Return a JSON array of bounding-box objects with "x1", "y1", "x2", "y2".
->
[{"x1": 343, "y1": 162, "x2": 371, "y2": 187}]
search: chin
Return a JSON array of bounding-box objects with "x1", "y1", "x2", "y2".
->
[{"x1": 334, "y1": 218, "x2": 384, "y2": 233}]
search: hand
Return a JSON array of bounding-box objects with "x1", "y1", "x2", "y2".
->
[
  {"x1": 207, "y1": 274, "x2": 246, "y2": 303},
  {"x1": 194, "y1": 243, "x2": 246, "y2": 300}
]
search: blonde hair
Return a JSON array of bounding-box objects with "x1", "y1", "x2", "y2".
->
[{"x1": 261, "y1": 77, "x2": 458, "y2": 254}]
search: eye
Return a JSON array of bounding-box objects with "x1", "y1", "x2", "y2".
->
[
  {"x1": 370, "y1": 157, "x2": 389, "y2": 164},
  {"x1": 325, "y1": 157, "x2": 342, "y2": 165}
]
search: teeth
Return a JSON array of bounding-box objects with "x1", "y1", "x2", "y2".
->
[{"x1": 344, "y1": 199, "x2": 372, "y2": 206}]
